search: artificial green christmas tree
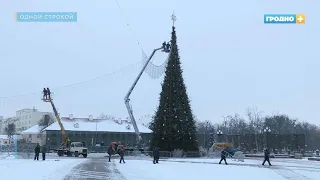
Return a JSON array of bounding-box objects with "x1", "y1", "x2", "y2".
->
[{"x1": 150, "y1": 25, "x2": 199, "y2": 152}]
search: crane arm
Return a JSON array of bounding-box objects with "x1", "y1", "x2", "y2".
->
[
  {"x1": 124, "y1": 46, "x2": 165, "y2": 148},
  {"x1": 49, "y1": 99, "x2": 68, "y2": 149}
]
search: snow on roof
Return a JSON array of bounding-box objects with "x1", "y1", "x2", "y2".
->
[
  {"x1": 21, "y1": 125, "x2": 42, "y2": 134},
  {"x1": 42, "y1": 117, "x2": 152, "y2": 133}
]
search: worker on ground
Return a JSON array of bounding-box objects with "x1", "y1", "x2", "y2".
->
[
  {"x1": 34, "y1": 144, "x2": 40, "y2": 161},
  {"x1": 153, "y1": 147, "x2": 160, "y2": 164},
  {"x1": 119, "y1": 145, "x2": 125, "y2": 163},
  {"x1": 219, "y1": 149, "x2": 228, "y2": 165},
  {"x1": 117, "y1": 143, "x2": 122, "y2": 154},
  {"x1": 42, "y1": 145, "x2": 47, "y2": 160},
  {"x1": 43, "y1": 88, "x2": 47, "y2": 99},
  {"x1": 66, "y1": 137, "x2": 71, "y2": 148},
  {"x1": 262, "y1": 148, "x2": 272, "y2": 166},
  {"x1": 46, "y1": 87, "x2": 51, "y2": 99},
  {"x1": 107, "y1": 145, "x2": 113, "y2": 162}
]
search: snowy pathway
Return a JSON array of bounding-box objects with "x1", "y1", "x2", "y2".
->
[{"x1": 63, "y1": 157, "x2": 126, "y2": 180}]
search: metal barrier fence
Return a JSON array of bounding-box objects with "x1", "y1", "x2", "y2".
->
[
  {"x1": 0, "y1": 143, "x2": 281, "y2": 160},
  {"x1": 0, "y1": 143, "x2": 37, "y2": 159}
]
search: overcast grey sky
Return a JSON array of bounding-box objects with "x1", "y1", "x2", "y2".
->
[{"x1": 0, "y1": 0, "x2": 319, "y2": 125}]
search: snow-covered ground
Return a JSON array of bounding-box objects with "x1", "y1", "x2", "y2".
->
[
  {"x1": 0, "y1": 155, "x2": 86, "y2": 180},
  {"x1": 116, "y1": 157, "x2": 320, "y2": 180},
  {"x1": 2, "y1": 152, "x2": 320, "y2": 180}
]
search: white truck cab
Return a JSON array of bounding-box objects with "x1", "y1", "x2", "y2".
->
[{"x1": 69, "y1": 142, "x2": 88, "y2": 158}]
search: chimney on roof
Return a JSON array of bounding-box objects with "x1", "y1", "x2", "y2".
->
[
  {"x1": 69, "y1": 114, "x2": 74, "y2": 120},
  {"x1": 89, "y1": 115, "x2": 93, "y2": 121}
]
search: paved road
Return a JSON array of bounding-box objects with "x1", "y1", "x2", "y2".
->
[{"x1": 64, "y1": 157, "x2": 126, "y2": 180}]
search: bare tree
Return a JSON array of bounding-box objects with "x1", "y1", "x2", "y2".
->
[
  {"x1": 38, "y1": 114, "x2": 55, "y2": 129},
  {"x1": 196, "y1": 120, "x2": 215, "y2": 148},
  {"x1": 5, "y1": 123, "x2": 16, "y2": 143},
  {"x1": 246, "y1": 107, "x2": 264, "y2": 151}
]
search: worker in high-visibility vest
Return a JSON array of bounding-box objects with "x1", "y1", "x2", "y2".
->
[{"x1": 66, "y1": 137, "x2": 71, "y2": 148}]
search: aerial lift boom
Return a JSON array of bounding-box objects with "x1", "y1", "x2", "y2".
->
[
  {"x1": 42, "y1": 92, "x2": 68, "y2": 149},
  {"x1": 124, "y1": 44, "x2": 170, "y2": 151}
]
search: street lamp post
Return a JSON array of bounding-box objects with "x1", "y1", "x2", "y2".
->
[
  {"x1": 217, "y1": 130, "x2": 223, "y2": 143},
  {"x1": 209, "y1": 133, "x2": 213, "y2": 148},
  {"x1": 264, "y1": 127, "x2": 271, "y2": 149}
]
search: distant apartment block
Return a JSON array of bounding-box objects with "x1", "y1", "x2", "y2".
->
[{"x1": 0, "y1": 108, "x2": 54, "y2": 134}]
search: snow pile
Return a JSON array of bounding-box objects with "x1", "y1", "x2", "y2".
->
[{"x1": 0, "y1": 158, "x2": 86, "y2": 180}]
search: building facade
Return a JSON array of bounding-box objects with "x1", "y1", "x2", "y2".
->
[
  {"x1": 21, "y1": 125, "x2": 43, "y2": 144},
  {"x1": 0, "y1": 135, "x2": 23, "y2": 146},
  {"x1": 0, "y1": 108, "x2": 54, "y2": 134},
  {"x1": 22, "y1": 116, "x2": 152, "y2": 150}
]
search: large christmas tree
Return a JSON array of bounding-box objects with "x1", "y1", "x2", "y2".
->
[{"x1": 150, "y1": 25, "x2": 199, "y2": 152}]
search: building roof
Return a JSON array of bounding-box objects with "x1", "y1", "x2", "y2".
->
[
  {"x1": 0, "y1": 135, "x2": 21, "y2": 139},
  {"x1": 21, "y1": 125, "x2": 42, "y2": 134},
  {"x1": 42, "y1": 117, "x2": 152, "y2": 133}
]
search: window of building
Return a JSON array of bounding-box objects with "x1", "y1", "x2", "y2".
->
[
  {"x1": 29, "y1": 134, "x2": 31, "y2": 138},
  {"x1": 37, "y1": 135, "x2": 39, "y2": 138}
]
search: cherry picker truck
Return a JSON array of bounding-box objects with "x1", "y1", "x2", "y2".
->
[
  {"x1": 124, "y1": 42, "x2": 170, "y2": 155},
  {"x1": 42, "y1": 90, "x2": 88, "y2": 158}
]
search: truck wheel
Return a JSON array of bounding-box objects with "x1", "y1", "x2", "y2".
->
[
  {"x1": 75, "y1": 152, "x2": 79, "y2": 157},
  {"x1": 58, "y1": 150, "x2": 63, "y2": 156},
  {"x1": 83, "y1": 154, "x2": 87, "y2": 158},
  {"x1": 67, "y1": 151, "x2": 72, "y2": 157}
]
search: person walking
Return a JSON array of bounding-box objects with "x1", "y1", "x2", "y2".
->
[
  {"x1": 219, "y1": 149, "x2": 228, "y2": 165},
  {"x1": 119, "y1": 146, "x2": 125, "y2": 163},
  {"x1": 34, "y1": 144, "x2": 40, "y2": 161},
  {"x1": 262, "y1": 148, "x2": 272, "y2": 166}
]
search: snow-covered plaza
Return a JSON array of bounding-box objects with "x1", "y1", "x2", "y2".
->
[{"x1": 1, "y1": 153, "x2": 319, "y2": 180}]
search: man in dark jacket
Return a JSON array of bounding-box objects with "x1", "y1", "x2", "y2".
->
[
  {"x1": 119, "y1": 146, "x2": 125, "y2": 163},
  {"x1": 153, "y1": 147, "x2": 160, "y2": 164},
  {"x1": 43, "y1": 88, "x2": 47, "y2": 99},
  {"x1": 107, "y1": 145, "x2": 113, "y2": 162},
  {"x1": 262, "y1": 148, "x2": 272, "y2": 166},
  {"x1": 42, "y1": 145, "x2": 47, "y2": 160},
  {"x1": 219, "y1": 149, "x2": 228, "y2": 165},
  {"x1": 34, "y1": 144, "x2": 40, "y2": 161},
  {"x1": 166, "y1": 43, "x2": 171, "y2": 52},
  {"x1": 162, "y1": 41, "x2": 166, "y2": 50},
  {"x1": 46, "y1": 87, "x2": 51, "y2": 99}
]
